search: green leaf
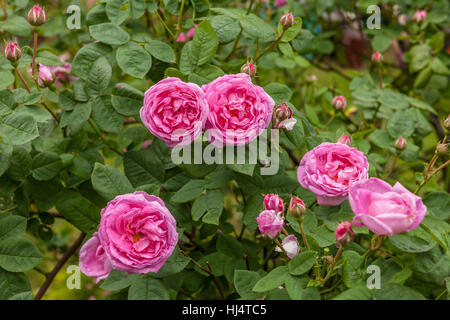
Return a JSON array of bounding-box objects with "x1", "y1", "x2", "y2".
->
[
  {"x1": 239, "y1": 13, "x2": 275, "y2": 40},
  {"x1": 60, "y1": 102, "x2": 92, "y2": 136},
  {"x1": 0, "y1": 268, "x2": 31, "y2": 300},
  {"x1": 234, "y1": 270, "x2": 264, "y2": 299},
  {"x1": 6, "y1": 146, "x2": 31, "y2": 182},
  {"x1": 0, "y1": 143, "x2": 13, "y2": 176},
  {"x1": 420, "y1": 217, "x2": 449, "y2": 253},
  {"x1": 190, "y1": 20, "x2": 219, "y2": 67},
  {"x1": 128, "y1": 275, "x2": 169, "y2": 300},
  {"x1": 387, "y1": 111, "x2": 415, "y2": 139},
  {"x1": 89, "y1": 23, "x2": 130, "y2": 45},
  {"x1": 278, "y1": 17, "x2": 302, "y2": 42},
  {"x1": 86, "y1": 57, "x2": 112, "y2": 96},
  {"x1": 264, "y1": 83, "x2": 292, "y2": 104},
  {"x1": 253, "y1": 266, "x2": 288, "y2": 292},
  {"x1": 91, "y1": 163, "x2": 134, "y2": 201},
  {"x1": 31, "y1": 152, "x2": 63, "y2": 181},
  {"x1": 288, "y1": 251, "x2": 318, "y2": 275},
  {"x1": 91, "y1": 96, "x2": 123, "y2": 134},
  {"x1": 171, "y1": 179, "x2": 205, "y2": 203},
  {"x1": 123, "y1": 150, "x2": 165, "y2": 187},
  {"x1": 0, "y1": 70, "x2": 14, "y2": 89},
  {"x1": 285, "y1": 120, "x2": 305, "y2": 148},
  {"x1": 111, "y1": 83, "x2": 144, "y2": 116},
  {"x1": 36, "y1": 50, "x2": 63, "y2": 66},
  {"x1": 332, "y1": 285, "x2": 373, "y2": 300},
  {"x1": 217, "y1": 234, "x2": 244, "y2": 258},
  {"x1": 144, "y1": 40, "x2": 176, "y2": 63},
  {"x1": 373, "y1": 283, "x2": 425, "y2": 300},
  {"x1": 389, "y1": 227, "x2": 437, "y2": 253},
  {"x1": 371, "y1": 34, "x2": 392, "y2": 52},
  {"x1": 100, "y1": 270, "x2": 133, "y2": 291},
  {"x1": 191, "y1": 190, "x2": 224, "y2": 225},
  {"x1": 0, "y1": 16, "x2": 30, "y2": 37},
  {"x1": 227, "y1": 163, "x2": 255, "y2": 176},
  {"x1": 0, "y1": 238, "x2": 42, "y2": 272},
  {"x1": 117, "y1": 42, "x2": 152, "y2": 78},
  {"x1": 72, "y1": 43, "x2": 113, "y2": 79},
  {"x1": 153, "y1": 248, "x2": 190, "y2": 278},
  {"x1": 106, "y1": 0, "x2": 130, "y2": 24},
  {"x1": 15, "y1": 106, "x2": 51, "y2": 123},
  {"x1": 210, "y1": 15, "x2": 241, "y2": 44},
  {"x1": 0, "y1": 215, "x2": 27, "y2": 241},
  {"x1": 0, "y1": 113, "x2": 39, "y2": 145}
]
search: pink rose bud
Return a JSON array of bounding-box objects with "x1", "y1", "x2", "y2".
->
[
  {"x1": 280, "y1": 13, "x2": 295, "y2": 29},
  {"x1": 371, "y1": 51, "x2": 383, "y2": 63},
  {"x1": 97, "y1": 192, "x2": 178, "y2": 273},
  {"x1": 436, "y1": 143, "x2": 448, "y2": 155},
  {"x1": 187, "y1": 25, "x2": 197, "y2": 39},
  {"x1": 27, "y1": 5, "x2": 46, "y2": 26},
  {"x1": 79, "y1": 233, "x2": 112, "y2": 283},
  {"x1": 263, "y1": 194, "x2": 284, "y2": 213},
  {"x1": 335, "y1": 221, "x2": 354, "y2": 247},
  {"x1": 349, "y1": 178, "x2": 427, "y2": 236},
  {"x1": 394, "y1": 136, "x2": 406, "y2": 150},
  {"x1": 332, "y1": 95, "x2": 347, "y2": 110},
  {"x1": 241, "y1": 61, "x2": 256, "y2": 77},
  {"x1": 256, "y1": 210, "x2": 284, "y2": 239},
  {"x1": 288, "y1": 196, "x2": 306, "y2": 220},
  {"x1": 4, "y1": 42, "x2": 22, "y2": 62},
  {"x1": 275, "y1": 234, "x2": 300, "y2": 259},
  {"x1": 176, "y1": 33, "x2": 187, "y2": 42},
  {"x1": 273, "y1": 102, "x2": 293, "y2": 129},
  {"x1": 275, "y1": 0, "x2": 288, "y2": 8},
  {"x1": 444, "y1": 114, "x2": 450, "y2": 130},
  {"x1": 413, "y1": 10, "x2": 426, "y2": 22},
  {"x1": 337, "y1": 134, "x2": 352, "y2": 147},
  {"x1": 298, "y1": 142, "x2": 369, "y2": 206}
]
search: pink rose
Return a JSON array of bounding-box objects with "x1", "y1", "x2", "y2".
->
[
  {"x1": 413, "y1": 10, "x2": 426, "y2": 22},
  {"x1": 349, "y1": 178, "x2": 427, "y2": 236},
  {"x1": 332, "y1": 95, "x2": 347, "y2": 110},
  {"x1": 187, "y1": 26, "x2": 197, "y2": 39},
  {"x1": 29, "y1": 64, "x2": 54, "y2": 87},
  {"x1": 335, "y1": 221, "x2": 354, "y2": 247},
  {"x1": 275, "y1": 234, "x2": 300, "y2": 259},
  {"x1": 288, "y1": 196, "x2": 306, "y2": 219},
  {"x1": 263, "y1": 194, "x2": 284, "y2": 213},
  {"x1": 98, "y1": 191, "x2": 178, "y2": 274},
  {"x1": 79, "y1": 232, "x2": 112, "y2": 283},
  {"x1": 176, "y1": 33, "x2": 187, "y2": 42},
  {"x1": 297, "y1": 142, "x2": 369, "y2": 206},
  {"x1": 256, "y1": 210, "x2": 284, "y2": 239},
  {"x1": 140, "y1": 77, "x2": 209, "y2": 147},
  {"x1": 202, "y1": 73, "x2": 274, "y2": 146},
  {"x1": 48, "y1": 54, "x2": 78, "y2": 86},
  {"x1": 337, "y1": 134, "x2": 352, "y2": 146}
]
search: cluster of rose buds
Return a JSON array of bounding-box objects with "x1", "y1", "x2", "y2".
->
[
  {"x1": 335, "y1": 221, "x2": 354, "y2": 247},
  {"x1": 4, "y1": 42, "x2": 21, "y2": 63},
  {"x1": 241, "y1": 60, "x2": 256, "y2": 77},
  {"x1": 27, "y1": 4, "x2": 46, "y2": 26},
  {"x1": 413, "y1": 10, "x2": 426, "y2": 23},
  {"x1": 395, "y1": 136, "x2": 407, "y2": 150},
  {"x1": 272, "y1": 102, "x2": 297, "y2": 130},
  {"x1": 371, "y1": 51, "x2": 383, "y2": 63},
  {"x1": 332, "y1": 95, "x2": 347, "y2": 110},
  {"x1": 280, "y1": 13, "x2": 295, "y2": 29}
]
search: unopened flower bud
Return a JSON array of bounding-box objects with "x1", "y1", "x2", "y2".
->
[
  {"x1": 371, "y1": 51, "x2": 383, "y2": 63},
  {"x1": 444, "y1": 115, "x2": 450, "y2": 130},
  {"x1": 413, "y1": 10, "x2": 426, "y2": 23},
  {"x1": 241, "y1": 60, "x2": 256, "y2": 77},
  {"x1": 4, "y1": 42, "x2": 21, "y2": 62},
  {"x1": 335, "y1": 221, "x2": 354, "y2": 248},
  {"x1": 436, "y1": 143, "x2": 448, "y2": 155},
  {"x1": 263, "y1": 193, "x2": 284, "y2": 213},
  {"x1": 394, "y1": 137, "x2": 407, "y2": 150},
  {"x1": 27, "y1": 5, "x2": 46, "y2": 26},
  {"x1": 337, "y1": 134, "x2": 352, "y2": 147},
  {"x1": 288, "y1": 196, "x2": 306, "y2": 220},
  {"x1": 332, "y1": 95, "x2": 347, "y2": 110},
  {"x1": 280, "y1": 13, "x2": 295, "y2": 29},
  {"x1": 273, "y1": 102, "x2": 296, "y2": 130},
  {"x1": 305, "y1": 74, "x2": 318, "y2": 83}
]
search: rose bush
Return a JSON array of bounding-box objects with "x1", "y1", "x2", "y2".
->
[{"x1": 0, "y1": 0, "x2": 448, "y2": 301}]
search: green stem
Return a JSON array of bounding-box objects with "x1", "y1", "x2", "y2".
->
[
  {"x1": 299, "y1": 222, "x2": 310, "y2": 250},
  {"x1": 176, "y1": 0, "x2": 186, "y2": 36},
  {"x1": 255, "y1": 29, "x2": 286, "y2": 62},
  {"x1": 32, "y1": 31, "x2": 38, "y2": 81},
  {"x1": 154, "y1": 10, "x2": 175, "y2": 40},
  {"x1": 321, "y1": 245, "x2": 343, "y2": 285}
]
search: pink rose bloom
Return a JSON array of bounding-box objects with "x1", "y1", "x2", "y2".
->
[
  {"x1": 79, "y1": 232, "x2": 112, "y2": 283},
  {"x1": 275, "y1": 234, "x2": 300, "y2": 259},
  {"x1": 98, "y1": 191, "x2": 178, "y2": 274},
  {"x1": 263, "y1": 194, "x2": 284, "y2": 213},
  {"x1": 256, "y1": 210, "x2": 284, "y2": 239},
  {"x1": 349, "y1": 178, "x2": 427, "y2": 236},
  {"x1": 332, "y1": 95, "x2": 347, "y2": 110},
  {"x1": 413, "y1": 10, "x2": 426, "y2": 22},
  {"x1": 29, "y1": 64, "x2": 54, "y2": 87},
  {"x1": 48, "y1": 54, "x2": 78, "y2": 86},
  {"x1": 202, "y1": 73, "x2": 274, "y2": 146},
  {"x1": 140, "y1": 77, "x2": 209, "y2": 147},
  {"x1": 297, "y1": 142, "x2": 369, "y2": 206},
  {"x1": 335, "y1": 221, "x2": 354, "y2": 247},
  {"x1": 176, "y1": 33, "x2": 187, "y2": 42}
]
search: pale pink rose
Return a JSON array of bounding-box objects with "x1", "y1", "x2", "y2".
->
[
  {"x1": 79, "y1": 232, "x2": 112, "y2": 283},
  {"x1": 176, "y1": 33, "x2": 187, "y2": 42},
  {"x1": 332, "y1": 95, "x2": 347, "y2": 110},
  {"x1": 297, "y1": 142, "x2": 369, "y2": 206},
  {"x1": 275, "y1": 234, "x2": 300, "y2": 259},
  {"x1": 413, "y1": 10, "x2": 426, "y2": 22},
  {"x1": 263, "y1": 194, "x2": 284, "y2": 213},
  {"x1": 48, "y1": 54, "x2": 78, "y2": 86},
  {"x1": 98, "y1": 191, "x2": 178, "y2": 274},
  {"x1": 202, "y1": 73, "x2": 274, "y2": 146},
  {"x1": 349, "y1": 178, "x2": 427, "y2": 236},
  {"x1": 256, "y1": 210, "x2": 284, "y2": 239},
  {"x1": 140, "y1": 77, "x2": 209, "y2": 147},
  {"x1": 335, "y1": 221, "x2": 354, "y2": 247},
  {"x1": 29, "y1": 64, "x2": 54, "y2": 87}
]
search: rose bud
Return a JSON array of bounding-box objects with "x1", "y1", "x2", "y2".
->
[
  {"x1": 331, "y1": 95, "x2": 347, "y2": 110},
  {"x1": 306, "y1": 74, "x2": 318, "y2": 83},
  {"x1": 27, "y1": 5, "x2": 46, "y2": 26},
  {"x1": 371, "y1": 51, "x2": 383, "y2": 63},
  {"x1": 413, "y1": 10, "x2": 426, "y2": 23},
  {"x1": 256, "y1": 210, "x2": 284, "y2": 239},
  {"x1": 280, "y1": 13, "x2": 295, "y2": 29},
  {"x1": 337, "y1": 134, "x2": 352, "y2": 147},
  {"x1": 273, "y1": 102, "x2": 295, "y2": 129},
  {"x1": 263, "y1": 193, "x2": 284, "y2": 213},
  {"x1": 4, "y1": 42, "x2": 22, "y2": 62},
  {"x1": 275, "y1": 234, "x2": 300, "y2": 259},
  {"x1": 288, "y1": 196, "x2": 306, "y2": 220},
  {"x1": 444, "y1": 115, "x2": 450, "y2": 130},
  {"x1": 241, "y1": 60, "x2": 256, "y2": 77},
  {"x1": 335, "y1": 221, "x2": 354, "y2": 247},
  {"x1": 436, "y1": 143, "x2": 448, "y2": 155},
  {"x1": 394, "y1": 136, "x2": 406, "y2": 150}
]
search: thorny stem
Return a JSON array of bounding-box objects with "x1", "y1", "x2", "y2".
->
[
  {"x1": 35, "y1": 232, "x2": 86, "y2": 300},
  {"x1": 321, "y1": 245, "x2": 344, "y2": 285},
  {"x1": 299, "y1": 222, "x2": 310, "y2": 250}
]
